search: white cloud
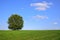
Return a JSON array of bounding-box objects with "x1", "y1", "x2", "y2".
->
[
  {"x1": 30, "y1": 1, "x2": 52, "y2": 11},
  {"x1": 33, "y1": 15, "x2": 48, "y2": 19},
  {"x1": 53, "y1": 22, "x2": 58, "y2": 25}
]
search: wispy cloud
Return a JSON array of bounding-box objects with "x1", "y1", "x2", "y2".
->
[
  {"x1": 53, "y1": 22, "x2": 58, "y2": 25},
  {"x1": 30, "y1": 1, "x2": 52, "y2": 11},
  {"x1": 21, "y1": 8, "x2": 24, "y2": 9},
  {"x1": 33, "y1": 15, "x2": 48, "y2": 19}
]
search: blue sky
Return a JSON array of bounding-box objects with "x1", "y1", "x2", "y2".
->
[{"x1": 0, "y1": 0, "x2": 60, "y2": 30}]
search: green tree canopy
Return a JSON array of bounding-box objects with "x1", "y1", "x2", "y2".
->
[{"x1": 8, "y1": 14, "x2": 24, "y2": 30}]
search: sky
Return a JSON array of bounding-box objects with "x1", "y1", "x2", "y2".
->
[{"x1": 0, "y1": 0, "x2": 60, "y2": 30}]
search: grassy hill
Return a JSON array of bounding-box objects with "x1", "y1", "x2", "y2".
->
[{"x1": 0, "y1": 30, "x2": 60, "y2": 40}]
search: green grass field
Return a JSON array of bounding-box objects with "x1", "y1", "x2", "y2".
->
[{"x1": 0, "y1": 30, "x2": 60, "y2": 40}]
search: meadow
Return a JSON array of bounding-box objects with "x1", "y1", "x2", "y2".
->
[{"x1": 0, "y1": 30, "x2": 60, "y2": 40}]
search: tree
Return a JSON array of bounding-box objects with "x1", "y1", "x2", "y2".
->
[{"x1": 8, "y1": 14, "x2": 24, "y2": 30}]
